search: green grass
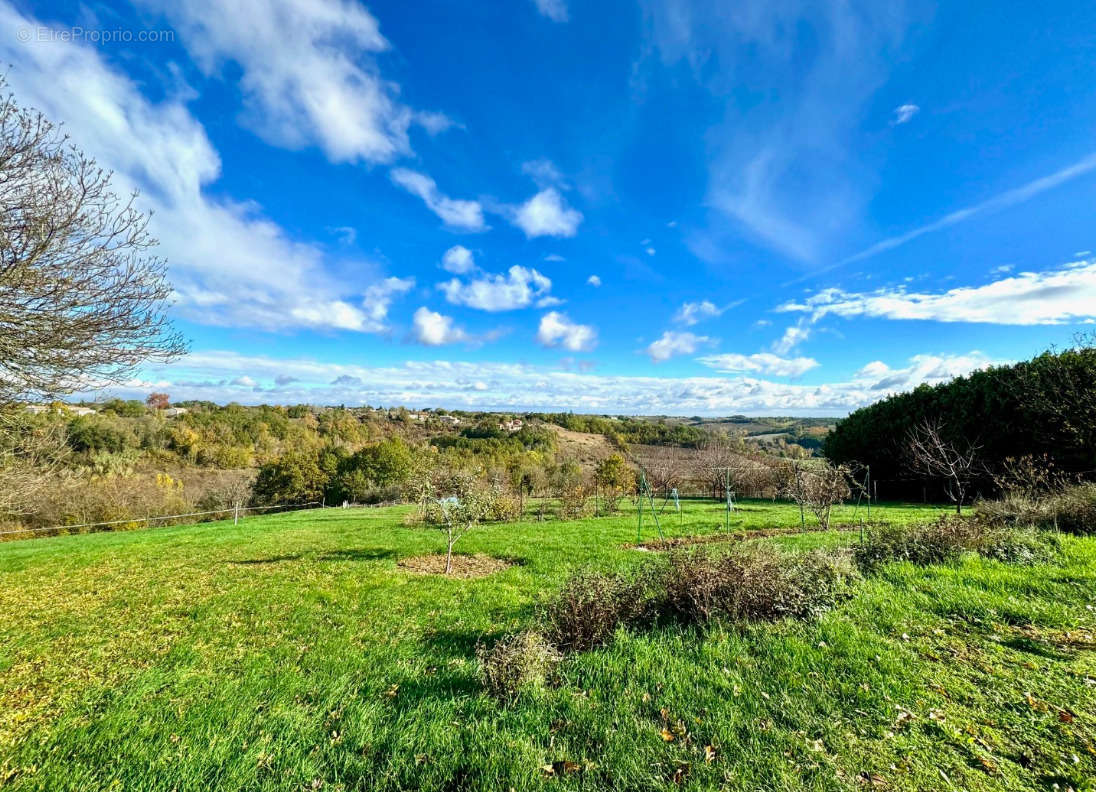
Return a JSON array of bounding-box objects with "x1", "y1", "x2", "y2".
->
[{"x1": 1, "y1": 499, "x2": 1093, "y2": 791}]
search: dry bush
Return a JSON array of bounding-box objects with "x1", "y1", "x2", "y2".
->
[
  {"x1": 477, "y1": 630, "x2": 561, "y2": 698},
  {"x1": 659, "y1": 545, "x2": 859, "y2": 623},
  {"x1": 978, "y1": 483, "x2": 1096, "y2": 536},
  {"x1": 544, "y1": 568, "x2": 654, "y2": 651},
  {"x1": 856, "y1": 515, "x2": 1059, "y2": 569}
]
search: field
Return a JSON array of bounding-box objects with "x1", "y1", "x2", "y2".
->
[{"x1": 1, "y1": 500, "x2": 1094, "y2": 791}]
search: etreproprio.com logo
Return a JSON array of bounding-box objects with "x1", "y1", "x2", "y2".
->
[{"x1": 17, "y1": 26, "x2": 175, "y2": 44}]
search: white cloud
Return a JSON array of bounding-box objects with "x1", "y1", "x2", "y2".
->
[
  {"x1": 892, "y1": 103, "x2": 920, "y2": 125},
  {"x1": 329, "y1": 226, "x2": 357, "y2": 245},
  {"x1": 411, "y1": 307, "x2": 468, "y2": 346},
  {"x1": 109, "y1": 350, "x2": 1002, "y2": 415},
  {"x1": 441, "y1": 245, "x2": 476, "y2": 274},
  {"x1": 674, "y1": 300, "x2": 722, "y2": 326},
  {"x1": 521, "y1": 158, "x2": 568, "y2": 188},
  {"x1": 139, "y1": 0, "x2": 450, "y2": 164},
  {"x1": 587, "y1": 275, "x2": 602, "y2": 287},
  {"x1": 511, "y1": 188, "x2": 583, "y2": 238},
  {"x1": 647, "y1": 331, "x2": 712, "y2": 362},
  {"x1": 697, "y1": 352, "x2": 819, "y2": 378},
  {"x1": 390, "y1": 169, "x2": 486, "y2": 231},
  {"x1": 0, "y1": 3, "x2": 410, "y2": 334},
  {"x1": 544, "y1": 253, "x2": 566, "y2": 262},
  {"x1": 537, "y1": 312, "x2": 597, "y2": 352},
  {"x1": 771, "y1": 320, "x2": 811, "y2": 355},
  {"x1": 853, "y1": 353, "x2": 995, "y2": 391},
  {"x1": 440, "y1": 266, "x2": 553, "y2": 311},
  {"x1": 781, "y1": 259, "x2": 1096, "y2": 325},
  {"x1": 646, "y1": 247, "x2": 656, "y2": 256},
  {"x1": 533, "y1": 0, "x2": 569, "y2": 23}
]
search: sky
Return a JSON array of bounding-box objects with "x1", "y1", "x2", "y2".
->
[{"x1": 5, "y1": 0, "x2": 1096, "y2": 415}]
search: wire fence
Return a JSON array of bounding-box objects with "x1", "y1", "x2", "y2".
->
[{"x1": 0, "y1": 501, "x2": 325, "y2": 540}]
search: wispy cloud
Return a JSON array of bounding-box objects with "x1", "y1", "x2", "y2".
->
[
  {"x1": 641, "y1": 0, "x2": 912, "y2": 263},
  {"x1": 697, "y1": 352, "x2": 818, "y2": 378},
  {"x1": 891, "y1": 103, "x2": 919, "y2": 125},
  {"x1": 533, "y1": 0, "x2": 569, "y2": 23},
  {"x1": 140, "y1": 0, "x2": 450, "y2": 164},
  {"x1": 826, "y1": 153, "x2": 1096, "y2": 273},
  {"x1": 781, "y1": 259, "x2": 1096, "y2": 325},
  {"x1": 390, "y1": 169, "x2": 486, "y2": 231}
]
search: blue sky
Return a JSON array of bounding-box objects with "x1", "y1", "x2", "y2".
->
[{"x1": 5, "y1": 0, "x2": 1096, "y2": 414}]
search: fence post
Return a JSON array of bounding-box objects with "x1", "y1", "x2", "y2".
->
[{"x1": 234, "y1": 502, "x2": 240, "y2": 526}]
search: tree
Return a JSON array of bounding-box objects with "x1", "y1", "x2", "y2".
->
[
  {"x1": 783, "y1": 461, "x2": 851, "y2": 530},
  {"x1": 906, "y1": 419, "x2": 982, "y2": 514},
  {"x1": 594, "y1": 454, "x2": 635, "y2": 514},
  {"x1": 0, "y1": 81, "x2": 185, "y2": 405},
  {"x1": 146, "y1": 393, "x2": 170, "y2": 410},
  {"x1": 251, "y1": 452, "x2": 328, "y2": 505},
  {"x1": 424, "y1": 471, "x2": 490, "y2": 574}
]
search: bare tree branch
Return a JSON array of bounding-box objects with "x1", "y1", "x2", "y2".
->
[{"x1": 0, "y1": 80, "x2": 186, "y2": 405}]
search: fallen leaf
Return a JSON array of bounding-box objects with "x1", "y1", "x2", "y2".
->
[
  {"x1": 660, "y1": 729, "x2": 675, "y2": 742},
  {"x1": 540, "y1": 764, "x2": 555, "y2": 776},
  {"x1": 704, "y1": 745, "x2": 716, "y2": 763},
  {"x1": 1059, "y1": 709, "x2": 1075, "y2": 723}
]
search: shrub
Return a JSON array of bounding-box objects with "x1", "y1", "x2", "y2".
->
[
  {"x1": 856, "y1": 514, "x2": 1059, "y2": 569},
  {"x1": 659, "y1": 545, "x2": 858, "y2": 623},
  {"x1": 978, "y1": 483, "x2": 1096, "y2": 535},
  {"x1": 477, "y1": 630, "x2": 561, "y2": 698},
  {"x1": 544, "y1": 568, "x2": 654, "y2": 652}
]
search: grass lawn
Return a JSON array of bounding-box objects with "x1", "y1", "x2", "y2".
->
[{"x1": 1, "y1": 499, "x2": 1093, "y2": 791}]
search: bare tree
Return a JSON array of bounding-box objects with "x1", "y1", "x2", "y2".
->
[
  {"x1": 643, "y1": 445, "x2": 685, "y2": 496},
  {"x1": 0, "y1": 81, "x2": 185, "y2": 405},
  {"x1": 695, "y1": 432, "x2": 739, "y2": 499},
  {"x1": 906, "y1": 419, "x2": 982, "y2": 515},
  {"x1": 783, "y1": 461, "x2": 851, "y2": 530}
]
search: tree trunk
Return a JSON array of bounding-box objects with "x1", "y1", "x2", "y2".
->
[{"x1": 445, "y1": 529, "x2": 454, "y2": 574}]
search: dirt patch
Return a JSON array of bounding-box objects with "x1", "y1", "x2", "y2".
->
[
  {"x1": 625, "y1": 525, "x2": 858, "y2": 551},
  {"x1": 398, "y1": 553, "x2": 515, "y2": 578}
]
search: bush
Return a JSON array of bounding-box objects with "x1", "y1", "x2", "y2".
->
[
  {"x1": 856, "y1": 515, "x2": 1059, "y2": 569},
  {"x1": 978, "y1": 483, "x2": 1096, "y2": 535},
  {"x1": 544, "y1": 568, "x2": 654, "y2": 652},
  {"x1": 477, "y1": 630, "x2": 561, "y2": 698},
  {"x1": 543, "y1": 546, "x2": 858, "y2": 652},
  {"x1": 659, "y1": 545, "x2": 859, "y2": 623}
]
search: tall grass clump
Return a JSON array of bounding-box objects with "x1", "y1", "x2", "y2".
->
[
  {"x1": 978, "y1": 482, "x2": 1096, "y2": 535},
  {"x1": 856, "y1": 515, "x2": 1059, "y2": 570}
]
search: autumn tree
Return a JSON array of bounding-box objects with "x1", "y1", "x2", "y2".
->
[
  {"x1": 146, "y1": 393, "x2": 170, "y2": 410},
  {"x1": 594, "y1": 453, "x2": 635, "y2": 514},
  {"x1": 0, "y1": 80, "x2": 184, "y2": 406}
]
